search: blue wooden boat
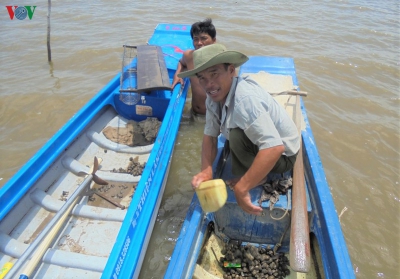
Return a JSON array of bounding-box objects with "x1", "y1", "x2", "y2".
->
[
  {"x1": 165, "y1": 57, "x2": 355, "y2": 278},
  {"x1": 0, "y1": 24, "x2": 192, "y2": 279}
]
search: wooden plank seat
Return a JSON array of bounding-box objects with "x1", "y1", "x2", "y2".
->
[{"x1": 134, "y1": 45, "x2": 172, "y2": 93}]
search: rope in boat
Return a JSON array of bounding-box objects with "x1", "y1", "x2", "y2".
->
[
  {"x1": 270, "y1": 189, "x2": 291, "y2": 221},
  {"x1": 273, "y1": 216, "x2": 291, "y2": 254}
]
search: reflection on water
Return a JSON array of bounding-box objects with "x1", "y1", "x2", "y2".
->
[{"x1": 1, "y1": 1, "x2": 399, "y2": 278}]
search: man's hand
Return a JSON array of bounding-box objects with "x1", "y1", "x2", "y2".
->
[
  {"x1": 230, "y1": 146, "x2": 285, "y2": 215},
  {"x1": 233, "y1": 185, "x2": 263, "y2": 216},
  {"x1": 191, "y1": 170, "x2": 213, "y2": 191},
  {"x1": 171, "y1": 76, "x2": 183, "y2": 89},
  {"x1": 172, "y1": 57, "x2": 186, "y2": 89}
]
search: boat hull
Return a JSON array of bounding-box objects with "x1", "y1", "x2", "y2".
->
[
  {"x1": 165, "y1": 56, "x2": 354, "y2": 279},
  {"x1": 0, "y1": 23, "x2": 193, "y2": 279}
]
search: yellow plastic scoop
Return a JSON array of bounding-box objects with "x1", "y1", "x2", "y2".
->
[{"x1": 195, "y1": 179, "x2": 227, "y2": 212}]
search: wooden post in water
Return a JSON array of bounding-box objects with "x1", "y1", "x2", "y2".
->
[
  {"x1": 289, "y1": 94, "x2": 311, "y2": 272},
  {"x1": 47, "y1": 0, "x2": 52, "y2": 62}
]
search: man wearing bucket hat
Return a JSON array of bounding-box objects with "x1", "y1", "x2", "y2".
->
[{"x1": 179, "y1": 44, "x2": 300, "y2": 216}]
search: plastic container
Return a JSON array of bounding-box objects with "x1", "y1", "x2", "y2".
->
[{"x1": 195, "y1": 179, "x2": 228, "y2": 212}]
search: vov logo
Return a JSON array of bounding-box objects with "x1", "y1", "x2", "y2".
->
[{"x1": 6, "y1": 6, "x2": 37, "y2": 20}]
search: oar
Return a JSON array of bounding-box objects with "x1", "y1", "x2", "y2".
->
[
  {"x1": 5, "y1": 157, "x2": 107, "y2": 279},
  {"x1": 18, "y1": 196, "x2": 79, "y2": 279},
  {"x1": 289, "y1": 95, "x2": 311, "y2": 272}
]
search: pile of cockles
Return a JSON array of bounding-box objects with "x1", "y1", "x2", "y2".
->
[
  {"x1": 221, "y1": 242, "x2": 290, "y2": 279},
  {"x1": 111, "y1": 156, "x2": 145, "y2": 176}
]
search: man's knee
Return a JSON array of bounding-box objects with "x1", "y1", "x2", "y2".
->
[{"x1": 271, "y1": 153, "x2": 297, "y2": 174}]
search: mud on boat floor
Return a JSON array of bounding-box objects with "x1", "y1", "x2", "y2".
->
[
  {"x1": 87, "y1": 181, "x2": 136, "y2": 209},
  {"x1": 102, "y1": 117, "x2": 161, "y2": 146},
  {"x1": 85, "y1": 117, "x2": 161, "y2": 209}
]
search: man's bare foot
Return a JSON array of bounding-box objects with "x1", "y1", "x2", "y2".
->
[{"x1": 225, "y1": 177, "x2": 241, "y2": 191}]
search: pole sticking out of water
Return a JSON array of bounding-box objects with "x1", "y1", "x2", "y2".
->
[{"x1": 47, "y1": 0, "x2": 52, "y2": 62}]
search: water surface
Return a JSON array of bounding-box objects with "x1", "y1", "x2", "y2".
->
[{"x1": 1, "y1": 1, "x2": 399, "y2": 278}]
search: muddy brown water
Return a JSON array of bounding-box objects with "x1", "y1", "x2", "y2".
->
[{"x1": 1, "y1": 1, "x2": 398, "y2": 278}]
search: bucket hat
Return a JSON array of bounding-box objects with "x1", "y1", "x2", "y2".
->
[{"x1": 178, "y1": 44, "x2": 248, "y2": 78}]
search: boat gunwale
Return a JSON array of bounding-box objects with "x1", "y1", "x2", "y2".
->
[{"x1": 301, "y1": 100, "x2": 355, "y2": 278}]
